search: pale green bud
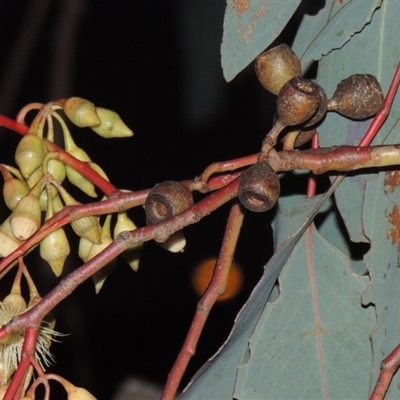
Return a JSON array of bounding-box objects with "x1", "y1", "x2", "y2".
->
[
  {"x1": 67, "y1": 386, "x2": 97, "y2": 400},
  {"x1": 88, "y1": 215, "x2": 115, "y2": 293},
  {"x1": 91, "y1": 107, "x2": 133, "y2": 138},
  {"x1": 64, "y1": 97, "x2": 101, "y2": 128},
  {"x1": 40, "y1": 195, "x2": 70, "y2": 276},
  {"x1": 57, "y1": 187, "x2": 101, "y2": 243},
  {"x1": 10, "y1": 193, "x2": 42, "y2": 240},
  {"x1": 114, "y1": 212, "x2": 141, "y2": 272},
  {"x1": 0, "y1": 217, "x2": 23, "y2": 257},
  {"x1": 15, "y1": 134, "x2": 46, "y2": 179},
  {"x1": 160, "y1": 231, "x2": 186, "y2": 253},
  {"x1": 40, "y1": 227, "x2": 70, "y2": 277},
  {"x1": 3, "y1": 177, "x2": 29, "y2": 211}
]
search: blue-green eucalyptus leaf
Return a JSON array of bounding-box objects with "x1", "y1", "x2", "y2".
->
[
  {"x1": 221, "y1": 0, "x2": 301, "y2": 82},
  {"x1": 180, "y1": 192, "x2": 334, "y2": 399},
  {"x1": 293, "y1": 0, "x2": 382, "y2": 69},
  {"x1": 234, "y1": 226, "x2": 374, "y2": 400}
]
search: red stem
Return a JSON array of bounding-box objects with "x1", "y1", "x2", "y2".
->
[
  {"x1": 307, "y1": 132, "x2": 320, "y2": 197},
  {"x1": 360, "y1": 62, "x2": 400, "y2": 147},
  {"x1": 4, "y1": 326, "x2": 39, "y2": 400},
  {"x1": 162, "y1": 202, "x2": 245, "y2": 400},
  {"x1": 370, "y1": 344, "x2": 400, "y2": 400},
  {"x1": 0, "y1": 114, "x2": 29, "y2": 135}
]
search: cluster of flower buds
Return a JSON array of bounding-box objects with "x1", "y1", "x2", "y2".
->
[
  {"x1": 0, "y1": 98, "x2": 141, "y2": 396},
  {"x1": 64, "y1": 97, "x2": 133, "y2": 138},
  {"x1": 0, "y1": 270, "x2": 61, "y2": 391},
  {"x1": 0, "y1": 97, "x2": 136, "y2": 281}
]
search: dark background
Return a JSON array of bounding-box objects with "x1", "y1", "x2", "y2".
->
[{"x1": 0, "y1": 1, "x2": 292, "y2": 398}]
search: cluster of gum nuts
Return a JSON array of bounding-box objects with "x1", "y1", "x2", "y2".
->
[{"x1": 237, "y1": 43, "x2": 385, "y2": 213}]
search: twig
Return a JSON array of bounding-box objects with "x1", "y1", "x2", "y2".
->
[
  {"x1": 161, "y1": 201, "x2": 245, "y2": 400},
  {"x1": 267, "y1": 144, "x2": 400, "y2": 174},
  {"x1": 370, "y1": 343, "x2": 400, "y2": 400},
  {"x1": 4, "y1": 327, "x2": 39, "y2": 400}
]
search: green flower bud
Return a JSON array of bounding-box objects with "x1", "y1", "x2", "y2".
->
[
  {"x1": 91, "y1": 107, "x2": 133, "y2": 139},
  {"x1": 0, "y1": 217, "x2": 23, "y2": 257},
  {"x1": 72, "y1": 215, "x2": 102, "y2": 244},
  {"x1": 3, "y1": 177, "x2": 29, "y2": 211},
  {"x1": 160, "y1": 230, "x2": 186, "y2": 253},
  {"x1": 40, "y1": 194, "x2": 70, "y2": 276},
  {"x1": 26, "y1": 167, "x2": 44, "y2": 189},
  {"x1": 63, "y1": 127, "x2": 96, "y2": 197},
  {"x1": 121, "y1": 249, "x2": 141, "y2": 272},
  {"x1": 46, "y1": 158, "x2": 66, "y2": 184},
  {"x1": 57, "y1": 187, "x2": 101, "y2": 244},
  {"x1": 15, "y1": 134, "x2": 46, "y2": 179},
  {"x1": 10, "y1": 192, "x2": 42, "y2": 240},
  {"x1": 67, "y1": 386, "x2": 97, "y2": 400},
  {"x1": 88, "y1": 215, "x2": 115, "y2": 293},
  {"x1": 64, "y1": 97, "x2": 101, "y2": 128},
  {"x1": 78, "y1": 236, "x2": 92, "y2": 262},
  {"x1": 66, "y1": 166, "x2": 97, "y2": 198},
  {"x1": 40, "y1": 226, "x2": 70, "y2": 277},
  {"x1": 2, "y1": 293, "x2": 27, "y2": 313},
  {"x1": 114, "y1": 212, "x2": 141, "y2": 271},
  {"x1": 113, "y1": 211, "x2": 137, "y2": 237},
  {"x1": 39, "y1": 158, "x2": 66, "y2": 210}
]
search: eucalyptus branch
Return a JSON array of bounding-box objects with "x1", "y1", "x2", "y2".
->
[
  {"x1": 0, "y1": 177, "x2": 240, "y2": 342},
  {"x1": 268, "y1": 144, "x2": 400, "y2": 174}
]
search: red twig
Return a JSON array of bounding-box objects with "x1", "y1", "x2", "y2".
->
[
  {"x1": 162, "y1": 201, "x2": 245, "y2": 400},
  {"x1": 267, "y1": 144, "x2": 400, "y2": 174},
  {"x1": 360, "y1": 61, "x2": 400, "y2": 147},
  {"x1": 370, "y1": 344, "x2": 400, "y2": 400},
  {"x1": 0, "y1": 114, "x2": 29, "y2": 135},
  {"x1": 43, "y1": 139, "x2": 117, "y2": 196},
  {"x1": 307, "y1": 132, "x2": 319, "y2": 197},
  {"x1": 4, "y1": 327, "x2": 39, "y2": 400},
  {"x1": 200, "y1": 153, "x2": 258, "y2": 183}
]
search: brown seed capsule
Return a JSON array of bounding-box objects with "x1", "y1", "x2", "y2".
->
[
  {"x1": 328, "y1": 73, "x2": 384, "y2": 120},
  {"x1": 304, "y1": 83, "x2": 328, "y2": 127},
  {"x1": 145, "y1": 181, "x2": 194, "y2": 224},
  {"x1": 238, "y1": 162, "x2": 280, "y2": 212},
  {"x1": 277, "y1": 77, "x2": 321, "y2": 126},
  {"x1": 255, "y1": 44, "x2": 302, "y2": 95}
]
